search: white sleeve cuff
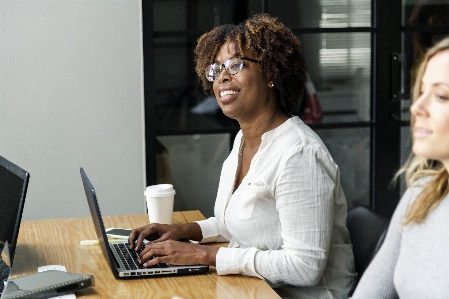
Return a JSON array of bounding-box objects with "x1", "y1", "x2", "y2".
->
[
  {"x1": 195, "y1": 218, "x2": 220, "y2": 243},
  {"x1": 216, "y1": 247, "x2": 264, "y2": 279}
]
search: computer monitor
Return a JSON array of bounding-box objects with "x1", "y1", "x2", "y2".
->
[{"x1": 0, "y1": 155, "x2": 29, "y2": 266}]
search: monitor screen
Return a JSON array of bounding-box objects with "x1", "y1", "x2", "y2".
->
[
  {"x1": 0, "y1": 241, "x2": 11, "y2": 296},
  {"x1": 0, "y1": 160, "x2": 28, "y2": 264}
]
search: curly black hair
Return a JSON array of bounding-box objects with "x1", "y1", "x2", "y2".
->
[{"x1": 194, "y1": 13, "x2": 306, "y2": 115}]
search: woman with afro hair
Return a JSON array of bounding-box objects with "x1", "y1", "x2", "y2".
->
[{"x1": 129, "y1": 13, "x2": 356, "y2": 299}]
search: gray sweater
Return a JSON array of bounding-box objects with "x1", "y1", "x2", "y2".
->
[{"x1": 351, "y1": 180, "x2": 449, "y2": 299}]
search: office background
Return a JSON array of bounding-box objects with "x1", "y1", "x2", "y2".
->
[
  {"x1": 146, "y1": 0, "x2": 436, "y2": 219},
  {"x1": 146, "y1": 0, "x2": 449, "y2": 218},
  {"x1": 2, "y1": 0, "x2": 446, "y2": 220}
]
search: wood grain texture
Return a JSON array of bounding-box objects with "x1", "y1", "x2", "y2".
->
[{"x1": 12, "y1": 211, "x2": 280, "y2": 298}]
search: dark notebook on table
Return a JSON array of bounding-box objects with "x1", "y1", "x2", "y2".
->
[
  {"x1": 0, "y1": 155, "x2": 29, "y2": 267},
  {"x1": 80, "y1": 167, "x2": 209, "y2": 278},
  {"x1": 1, "y1": 243, "x2": 93, "y2": 299}
]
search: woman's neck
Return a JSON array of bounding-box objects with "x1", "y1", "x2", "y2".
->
[{"x1": 239, "y1": 110, "x2": 289, "y2": 149}]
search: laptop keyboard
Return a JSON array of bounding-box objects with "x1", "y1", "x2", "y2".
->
[{"x1": 113, "y1": 243, "x2": 168, "y2": 270}]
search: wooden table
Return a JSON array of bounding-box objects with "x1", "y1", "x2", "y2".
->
[{"x1": 12, "y1": 211, "x2": 281, "y2": 299}]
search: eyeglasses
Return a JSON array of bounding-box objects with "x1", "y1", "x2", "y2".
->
[{"x1": 205, "y1": 56, "x2": 258, "y2": 82}]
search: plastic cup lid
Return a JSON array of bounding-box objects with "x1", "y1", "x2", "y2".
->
[{"x1": 144, "y1": 184, "x2": 176, "y2": 197}]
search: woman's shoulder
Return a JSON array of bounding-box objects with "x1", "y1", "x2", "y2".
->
[
  {"x1": 283, "y1": 117, "x2": 333, "y2": 157},
  {"x1": 275, "y1": 117, "x2": 322, "y2": 145},
  {"x1": 397, "y1": 176, "x2": 432, "y2": 209},
  {"x1": 401, "y1": 176, "x2": 432, "y2": 201},
  {"x1": 268, "y1": 118, "x2": 338, "y2": 175}
]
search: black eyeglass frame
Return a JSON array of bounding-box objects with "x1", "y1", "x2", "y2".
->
[{"x1": 205, "y1": 56, "x2": 259, "y2": 82}]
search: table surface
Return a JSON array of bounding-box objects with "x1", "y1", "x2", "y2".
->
[{"x1": 12, "y1": 210, "x2": 281, "y2": 299}]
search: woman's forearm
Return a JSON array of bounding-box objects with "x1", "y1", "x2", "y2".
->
[
  {"x1": 184, "y1": 222, "x2": 219, "y2": 266},
  {"x1": 201, "y1": 245, "x2": 219, "y2": 266},
  {"x1": 180, "y1": 222, "x2": 203, "y2": 241}
]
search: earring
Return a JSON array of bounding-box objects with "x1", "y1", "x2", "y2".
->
[{"x1": 269, "y1": 82, "x2": 274, "y2": 88}]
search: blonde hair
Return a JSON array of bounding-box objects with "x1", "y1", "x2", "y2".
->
[{"x1": 396, "y1": 37, "x2": 449, "y2": 225}]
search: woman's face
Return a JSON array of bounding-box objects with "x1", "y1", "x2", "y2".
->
[
  {"x1": 410, "y1": 49, "x2": 449, "y2": 169},
  {"x1": 211, "y1": 42, "x2": 275, "y2": 122}
]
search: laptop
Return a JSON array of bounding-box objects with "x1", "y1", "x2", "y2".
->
[
  {"x1": 0, "y1": 241, "x2": 11, "y2": 299},
  {"x1": 80, "y1": 167, "x2": 209, "y2": 278},
  {"x1": 0, "y1": 156, "x2": 30, "y2": 266}
]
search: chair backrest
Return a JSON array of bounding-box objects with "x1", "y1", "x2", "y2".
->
[{"x1": 346, "y1": 205, "x2": 390, "y2": 282}]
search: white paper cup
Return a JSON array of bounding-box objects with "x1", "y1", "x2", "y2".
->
[{"x1": 144, "y1": 184, "x2": 176, "y2": 224}]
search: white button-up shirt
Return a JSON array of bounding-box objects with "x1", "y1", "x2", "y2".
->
[{"x1": 197, "y1": 116, "x2": 356, "y2": 298}]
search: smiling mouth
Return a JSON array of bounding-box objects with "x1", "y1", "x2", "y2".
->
[
  {"x1": 220, "y1": 90, "x2": 239, "y2": 97},
  {"x1": 415, "y1": 127, "x2": 431, "y2": 134}
]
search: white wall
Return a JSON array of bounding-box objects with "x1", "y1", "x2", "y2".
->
[{"x1": 0, "y1": 0, "x2": 146, "y2": 220}]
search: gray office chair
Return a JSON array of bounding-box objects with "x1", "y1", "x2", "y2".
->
[{"x1": 346, "y1": 205, "x2": 390, "y2": 284}]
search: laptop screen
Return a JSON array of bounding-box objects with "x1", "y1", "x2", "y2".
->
[
  {"x1": 0, "y1": 241, "x2": 11, "y2": 298},
  {"x1": 0, "y1": 156, "x2": 29, "y2": 265},
  {"x1": 80, "y1": 168, "x2": 119, "y2": 276}
]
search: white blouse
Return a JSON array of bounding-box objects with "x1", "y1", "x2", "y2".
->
[{"x1": 196, "y1": 116, "x2": 356, "y2": 299}]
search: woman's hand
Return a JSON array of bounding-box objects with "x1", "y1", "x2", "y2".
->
[
  {"x1": 138, "y1": 240, "x2": 218, "y2": 267},
  {"x1": 128, "y1": 222, "x2": 203, "y2": 252}
]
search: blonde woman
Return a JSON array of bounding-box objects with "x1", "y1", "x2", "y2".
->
[{"x1": 351, "y1": 37, "x2": 449, "y2": 298}]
